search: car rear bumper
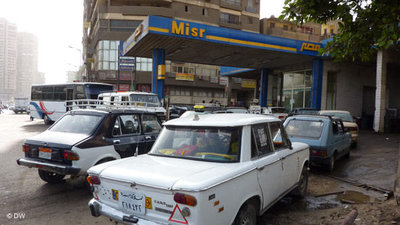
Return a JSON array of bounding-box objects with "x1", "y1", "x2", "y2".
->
[
  {"x1": 16, "y1": 158, "x2": 80, "y2": 175},
  {"x1": 310, "y1": 155, "x2": 330, "y2": 165},
  {"x1": 88, "y1": 199, "x2": 166, "y2": 225}
]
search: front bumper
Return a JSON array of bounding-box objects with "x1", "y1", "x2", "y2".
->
[
  {"x1": 16, "y1": 158, "x2": 80, "y2": 175},
  {"x1": 88, "y1": 199, "x2": 166, "y2": 225}
]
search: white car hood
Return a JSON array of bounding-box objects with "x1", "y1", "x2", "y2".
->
[
  {"x1": 94, "y1": 155, "x2": 253, "y2": 191},
  {"x1": 26, "y1": 131, "x2": 90, "y2": 147}
]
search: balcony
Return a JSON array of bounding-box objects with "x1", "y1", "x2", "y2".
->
[
  {"x1": 109, "y1": 5, "x2": 173, "y2": 17},
  {"x1": 220, "y1": 0, "x2": 242, "y2": 11}
]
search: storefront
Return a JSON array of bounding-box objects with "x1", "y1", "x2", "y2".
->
[{"x1": 282, "y1": 70, "x2": 312, "y2": 110}]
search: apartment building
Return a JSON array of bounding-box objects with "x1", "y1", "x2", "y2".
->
[
  {"x1": 83, "y1": 0, "x2": 260, "y2": 106},
  {"x1": 260, "y1": 16, "x2": 321, "y2": 42},
  {"x1": 17, "y1": 32, "x2": 39, "y2": 98},
  {"x1": 0, "y1": 18, "x2": 17, "y2": 101}
]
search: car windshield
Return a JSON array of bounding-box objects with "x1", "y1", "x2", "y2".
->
[
  {"x1": 149, "y1": 126, "x2": 241, "y2": 162},
  {"x1": 227, "y1": 108, "x2": 248, "y2": 113},
  {"x1": 297, "y1": 109, "x2": 319, "y2": 115},
  {"x1": 129, "y1": 94, "x2": 160, "y2": 107},
  {"x1": 285, "y1": 120, "x2": 324, "y2": 139},
  {"x1": 271, "y1": 107, "x2": 287, "y2": 113},
  {"x1": 49, "y1": 114, "x2": 103, "y2": 135},
  {"x1": 320, "y1": 112, "x2": 353, "y2": 122}
]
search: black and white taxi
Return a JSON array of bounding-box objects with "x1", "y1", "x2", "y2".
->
[
  {"x1": 17, "y1": 108, "x2": 162, "y2": 184},
  {"x1": 87, "y1": 114, "x2": 309, "y2": 225}
]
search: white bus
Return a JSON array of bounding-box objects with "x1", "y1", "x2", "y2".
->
[{"x1": 30, "y1": 82, "x2": 113, "y2": 124}]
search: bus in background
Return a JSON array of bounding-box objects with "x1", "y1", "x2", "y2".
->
[{"x1": 30, "y1": 82, "x2": 113, "y2": 124}]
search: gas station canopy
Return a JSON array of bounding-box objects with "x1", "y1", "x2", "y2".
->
[{"x1": 122, "y1": 16, "x2": 323, "y2": 70}]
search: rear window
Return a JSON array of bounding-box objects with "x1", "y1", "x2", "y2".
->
[
  {"x1": 271, "y1": 108, "x2": 287, "y2": 113},
  {"x1": 49, "y1": 114, "x2": 103, "y2": 135},
  {"x1": 150, "y1": 126, "x2": 241, "y2": 162},
  {"x1": 285, "y1": 120, "x2": 324, "y2": 139}
]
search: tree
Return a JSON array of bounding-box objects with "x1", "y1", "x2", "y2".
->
[{"x1": 280, "y1": 0, "x2": 400, "y2": 62}]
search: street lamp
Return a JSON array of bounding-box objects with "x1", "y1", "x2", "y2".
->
[{"x1": 68, "y1": 45, "x2": 84, "y2": 81}]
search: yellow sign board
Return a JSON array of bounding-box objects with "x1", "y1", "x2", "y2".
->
[
  {"x1": 176, "y1": 73, "x2": 194, "y2": 81},
  {"x1": 241, "y1": 79, "x2": 256, "y2": 89}
]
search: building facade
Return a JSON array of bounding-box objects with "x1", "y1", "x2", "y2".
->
[
  {"x1": 17, "y1": 32, "x2": 39, "y2": 98},
  {"x1": 0, "y1": 18, "x2": 17, "y2": 101},
  {"x1": 83, "y1": 0, "x2": 260, "y2": 106}
]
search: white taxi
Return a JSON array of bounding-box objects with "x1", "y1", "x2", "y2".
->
[{"x1": 87, "y1": 114, "x2": 309, "y2": 225}]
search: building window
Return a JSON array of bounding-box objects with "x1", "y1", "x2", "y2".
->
[
  {"x1": 202, "y1": 8, "x2": 207, "y2": 16},
  {"x1": 110, "y1": 20, "x2": 141, "y2": 32},
  {"x1": 282, "y1": 70, "x2": 312, "y2": 111},
  {"x1": 221, "y1": 0, "x2": 241, "y2": 7},
  {"x1": 248, "y1": 17, "x2": 253, "y2": 24},
  {"x1": 283, "y1": 25, "x2": 288, "y2": 31},
  {"x1": 220, "y1": 13, "x2": 240, "y2": 25},
  {"x1": 96, "y1": 40, "x2": 119, "y2": 71},
  {"x1": 136, "y1": 57, "x2": 152, "y2": 72},
  {"x1": 185, "y1": 5, "x2": 188, "y2": 12},
  {"x1": 270, "y1": 23, "x2": 275, "y2": 28}
]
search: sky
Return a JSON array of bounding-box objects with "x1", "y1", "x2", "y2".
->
[{"x1": 0, "y1": 0, "x2": 284, "y2": 84}]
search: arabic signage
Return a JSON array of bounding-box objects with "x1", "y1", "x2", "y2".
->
[
  {"x1": 219, "y1": 77, "x2": 228, "y2": 86},
  {"x1": 176, "y1": 73, "x2": 194, "y2": 81},
  {"x1": 241, "y1": 79, "x2": 256, "y2": 89}
]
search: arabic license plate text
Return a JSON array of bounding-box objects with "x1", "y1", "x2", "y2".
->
[
  {"x1": 39, "y1": 148, "x2": 52, "y2": 159},
  {"x1": 119, "y1": 191, "x2": 145, "y2": 215}
]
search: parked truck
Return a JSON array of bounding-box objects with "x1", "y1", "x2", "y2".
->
[{"x1": 12, "y1": 97, "x2": 29, "y2": 114}]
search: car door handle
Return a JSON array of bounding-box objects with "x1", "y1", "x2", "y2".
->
[
  {"x1": 257, "y1": 166, "x2": 266, "y2": 171},
  {"x1": 280, "y1": 156, "x2": 286, "y2": 160},
  {"x1": 145, "y1": 136, "x2": 152, "y2": 140},
  {"x1": 113, "y1": 140, "x2": 120, "y2": 144}
]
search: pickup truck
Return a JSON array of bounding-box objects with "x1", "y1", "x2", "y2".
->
[{"x1": 87, "y1": 114, "x2": 309, "y2": 225}]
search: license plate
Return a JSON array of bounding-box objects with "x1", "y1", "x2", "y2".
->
[
  {"x1": 39, "y1": 148, "x2": 52, "y2": 159},
  {"x1": 119, "y1": 190, "x2": 145, "y2": 215}
]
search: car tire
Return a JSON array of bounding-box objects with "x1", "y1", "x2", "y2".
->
[
  {"x1": 328, "y1": 155, "x2": 335, "y2": 172},
  {"x1": 292, "y1": 166, "x2": 308, "y2": 197},
  {"x1": 232, "y1": 203, "x2": 257, "y2": 225},
  {"x1": 344, "y1": 149, "x2": 351, "y2": 158},
  {"x1": 38, "y1": 169, "x2": 65, "y2": 184},
  {"x1": 43, "y1": 114, "x2": 51, "y2": 125}
]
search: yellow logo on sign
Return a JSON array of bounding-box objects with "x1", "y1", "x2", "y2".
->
[
  {"x1": 171, "y1": 21, "x2": 205, "y2": 38},
  {"x1": 300, "y1": 42, "x2": 321, "y2": 52},
  {"x1": 134, "y1": 24, "x2": 143, "y2": 41}
]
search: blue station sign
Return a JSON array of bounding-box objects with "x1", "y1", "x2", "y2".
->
[{"x1": 123, "y1": 16, "x2": 325, "y2": 58}]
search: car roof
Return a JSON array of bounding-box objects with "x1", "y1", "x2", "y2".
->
[
  {"x1": 286, "y1": 115, "x2": 333, "y2": 121},
  {"x1": 164, "y1": 113, "x2": 280, "y2": 127},
  {"x1": 319, "y1": 110, "x2": 350, "y2": 114},
  {"x1": 99, "y1": 91, "x2": 157, "y2": 96}
]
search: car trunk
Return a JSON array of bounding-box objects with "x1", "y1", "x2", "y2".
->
[
  {"x1": 24, "y1": 131, "x2": 89, "y2": 164},
  {"x1": 91, "y1": 155, "x2": 244, "y2": 224}
]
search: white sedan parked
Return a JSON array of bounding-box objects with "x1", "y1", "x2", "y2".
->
[{"x1": 87, "y1": 114, "x2": 309, "y2": 225}]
